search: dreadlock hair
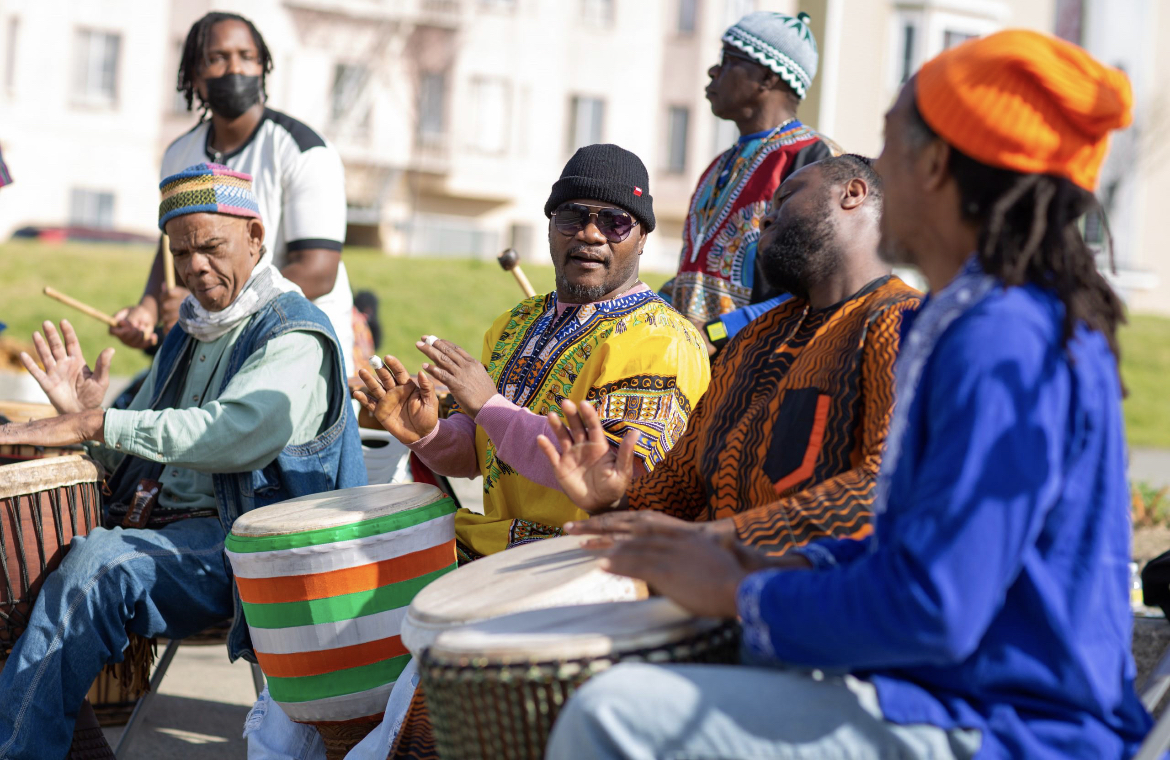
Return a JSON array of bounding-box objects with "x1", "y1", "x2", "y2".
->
[
  {"x1": 905, "y1": 99, "x2": 1125, "y2": 361},
  {"x1": 816, "y1": 154, "x2": 883, "y2": 213},
  {"x1": 177, "y1": 12, "x2": 274, "y2": 119}
]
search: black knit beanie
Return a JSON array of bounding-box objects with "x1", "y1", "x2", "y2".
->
[{"x1": 544, "y1": 144, "x2": 655, "y2": 232}]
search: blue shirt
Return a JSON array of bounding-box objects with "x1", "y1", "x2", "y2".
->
[{"x1": 737, "y1": 277, "x2": 1151, "y2": 758}]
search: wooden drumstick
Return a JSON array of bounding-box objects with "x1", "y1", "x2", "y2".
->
[
  {"x1": 42, "y1": 287, "x2": 118, "y2": 327},
  {"x1": 497, "y1": 248, "x2": 536, "y2": 298},
  {"x1": 162, "y1": 234, "x2": 176, "y2": 290}
]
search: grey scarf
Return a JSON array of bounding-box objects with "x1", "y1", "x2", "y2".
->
[{"x1": 177, "y1": 247, "x2": 302, "y2": 342}]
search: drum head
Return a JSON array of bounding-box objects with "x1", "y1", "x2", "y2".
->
[
  {"x1": 428, "y1": 597, "x2": 723, "y2": 663},
  {"x1": 230, "y1": 483, "x2": 446, "y2": 537},
  {"x1": 401, "y1": 535, "x2": 646, "y2": 653},
  {"x1": 0, "y1": 455, "x2": 102, "y2": 499}
]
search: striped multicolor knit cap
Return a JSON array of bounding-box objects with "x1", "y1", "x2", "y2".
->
[
  {"x1": 723, "y1": 12, "x2": 819, "y2": 99},
  {"x1": 158, "y1": 162, "x2": 261, "y2": 231}
]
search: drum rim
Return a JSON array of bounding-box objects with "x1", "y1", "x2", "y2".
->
[
  {"x1": 229, "y1": 482, "x2": 448, "y2": 537},
  {"x1": 0, "y1": 455, "x2": 103, "y2": 499},
  {"x1": 423, "y1": 598, "x2": 725, "y2": 661}
]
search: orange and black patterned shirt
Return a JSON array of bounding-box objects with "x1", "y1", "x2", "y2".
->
[{"x1": 627, "y1": 276, "x2": 921, "y2": 553}]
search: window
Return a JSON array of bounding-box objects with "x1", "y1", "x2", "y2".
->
[
  {"x1": 471, "y1": 78, "x2": 510, "y2": 154},
  {"x1": 943, "y1": 30, "x2": 976, "y2": 49},
  {"x1": 332, "y1": 63, "x2": 367, "y2": 122},
  {"x1": 581, "y1": 0, "x2": 614, "y2": 26},
  {"x1": 678, "y1": 0, "x2": 697, "y2": 34},
  {"x1": 69, "y1": 189, "x2": 115, "y2": 229},
  {"x1": 897, "y1": 21, "x2": 917, "y2": 84},
  {"x1": 418, "y1": 71, "x2": 447, "y2": 143},
  {"x1": 712, "y1": 115, "x2": 738, "y2": 154},
  {"x1": 568, "y1": 96, "x2": 604, "y2": 152},
  {"x1": 1054, "y1": 0, "x2": 1084, "y2": 45},
  {"x1": 666, "y1": 106, "x2": 689, "y2": 173},
  {"x1": 5, "y1": 17, "x2": 17, "y2": 92},
  {"x1": 73, "y1": 29, "x2": 120, "y2": 105}
]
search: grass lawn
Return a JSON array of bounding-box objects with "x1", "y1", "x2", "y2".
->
[
  {"x1": 1, "y1": 240, "x2": 1166, "y2": 449},
  {"x1": 0, "y1": 240, "x2": 669, "y2": 378}
]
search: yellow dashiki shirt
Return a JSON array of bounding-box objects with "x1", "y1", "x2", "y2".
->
[{"x1": 455, "y1": 288, "x2": 711, "y2": 558}]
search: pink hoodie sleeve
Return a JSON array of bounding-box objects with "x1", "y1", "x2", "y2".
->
[
  {"x1": 404, "y1": 412, "x2": 480, "y2": 479},
  {"x1": 473, "y1": 394, "x2": 563, "y2": 489}
]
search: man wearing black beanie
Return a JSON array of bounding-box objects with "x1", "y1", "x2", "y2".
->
[{"x1": 357, "y1": 144, "x2": 711, "y2": 562}]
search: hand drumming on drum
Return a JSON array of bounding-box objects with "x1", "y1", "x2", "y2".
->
[{"x1": 352, "y1": 335, "x2": 500, "y2": 441}]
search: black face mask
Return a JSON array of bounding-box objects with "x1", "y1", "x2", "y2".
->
[{"x1": 202, "y1": 74, "x2": 262, "y2": 119}]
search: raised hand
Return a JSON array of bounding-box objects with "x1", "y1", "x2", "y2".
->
[
  {"x1": 352, "y1": 355, "x2": 439, "y2": 444},
  {"x1": 536, "y1": 399, "x2": 638, "y2": 513},
  {"x1": 21, "y1": 320, "x2": 114, "y2": 414},
  {"x1": 414, "y1": 336, "x2": 498, "y2": 419}
]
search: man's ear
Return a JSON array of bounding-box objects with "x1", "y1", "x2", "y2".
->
[
  {"x1": 919, "y1": 139, "x2": 951, "y2": 193},
  {"x1": 840, "y1": 178, "x2": 868, "y2": 210},
  {"x1": 248, "y1": 219, "x2": 265, "y2": 258}
]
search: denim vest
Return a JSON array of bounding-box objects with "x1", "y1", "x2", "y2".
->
[{"x1": 127, "y1": 292, "x2": 366, "y2": 661}]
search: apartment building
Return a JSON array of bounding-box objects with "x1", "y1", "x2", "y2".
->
[{"x1": 0, "y1": 0, "x2": 1165, "y2": 311}]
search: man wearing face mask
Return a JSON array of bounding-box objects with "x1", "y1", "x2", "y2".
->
[
  {"x1": 111, "y1": 11, "x2": 356, "y2": 377},
  {"x1": 544, "y1": 156, "x2": 921, "y2": 555}
]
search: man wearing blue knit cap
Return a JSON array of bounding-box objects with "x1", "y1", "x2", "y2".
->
[
  {"x1": 663, "y1": 11, "x2": 839, "y2": 354},
  {"x1": 0, "y1": 164, "x2": 364, "y2": 758}
]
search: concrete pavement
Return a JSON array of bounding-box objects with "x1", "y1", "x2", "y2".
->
[{"x1": 101, "y1": 643, "x2": 254, "y2": 759}]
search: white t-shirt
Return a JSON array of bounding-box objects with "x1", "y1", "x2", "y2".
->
[{"x1": 161, "y1": 108, "x2": 355, "y2": 376}]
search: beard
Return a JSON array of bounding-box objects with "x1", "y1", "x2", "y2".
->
[
  {"x1": 552, "y1": 243, "x2": 640, "y2": 303},
  {"x1": 758, "y1": 208, "x2": 841, "y2": 300}
]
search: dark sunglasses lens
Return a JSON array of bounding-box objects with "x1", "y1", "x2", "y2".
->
[
  {"x1": 598, "y1": 209, "x2": 634, "y2": 242},
  {"x1": 554, "y1": 204, "x2": 590, "y2": 235}
]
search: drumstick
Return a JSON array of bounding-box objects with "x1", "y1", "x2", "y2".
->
[
  {"x1": 42, "y1": 287, "x2": 118, "y2": 327},
  {"x1": 497, "y1": 248, "x2": 536, "y2": 299},
  {"x1": 162, "y1": 234, "x2": 176, "y2": 291}
]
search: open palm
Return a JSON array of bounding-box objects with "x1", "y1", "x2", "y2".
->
[
  {"x1": 20, "y1": 320, "x2": 113, "y2": 414},
  {"x1": 353, "y1": 356, "x2": 439, "y2": 444},
  {"x1": 537, "y1": 399, "x2": 638, "y2": 513}
]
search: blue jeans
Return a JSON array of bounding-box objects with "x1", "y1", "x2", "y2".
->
[
  {"x1": 0, "y1": 519, "x2": 234, "y2": 759},
  {"x1": 545, "y1": 664, "x2": 983, "y2": 760}
]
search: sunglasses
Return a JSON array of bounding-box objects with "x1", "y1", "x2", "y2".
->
[
  {"x1": 718, "y1": 48, "x2": 760, "y2": 69},
  {"x1": 551, "y1": 202, "x2": 639, "y2": 243}
]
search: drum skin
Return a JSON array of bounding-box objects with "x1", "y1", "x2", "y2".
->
[
  {"x1": 418, "y1": 599, "x2": 740, "y2": 760},
  {"x1": 0, "y1": 456, "x2": 103, "y2": 657},
  {"x1": 225, "y1": 483, "x2": 457, "y2": 729}
]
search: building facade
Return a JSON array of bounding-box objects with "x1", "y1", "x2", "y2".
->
[{"x1": 0, "y1": 0, "x2": 1165, "y2": 312}]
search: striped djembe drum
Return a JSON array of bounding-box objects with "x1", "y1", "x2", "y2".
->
[{"x1": 225, "y1": 483, "x2": 457, "y2": 760}]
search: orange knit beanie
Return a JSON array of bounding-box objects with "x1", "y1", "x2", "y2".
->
[{"x1": 916, "y1": 29, "x2": 1132, "y2": 191}]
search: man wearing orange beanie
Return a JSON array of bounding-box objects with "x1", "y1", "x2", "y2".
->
[{"x1": 545, "y1": 30, "x2": 1152, "y2": 760}]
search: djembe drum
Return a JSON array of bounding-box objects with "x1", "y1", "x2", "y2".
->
[
  {"x1": 225, "y1": 483, "x2": 457, "y2": 760},
  {"x1": 400, "y1": 534, "x2": 647, "y2": 654},
  {"x1": 420, "y1": 597, "x2": 739, "y2": 760},
  {"x1": 0, "y1": 455, "x2": 104, "y2": 655}
]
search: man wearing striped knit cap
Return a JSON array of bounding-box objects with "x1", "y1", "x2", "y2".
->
[
  {"x1": 663, "y1": 10, "x2": 838, "y2": 354},
  {"x1": 0, "y1": 163, "x2": 364, "y2": 758}
]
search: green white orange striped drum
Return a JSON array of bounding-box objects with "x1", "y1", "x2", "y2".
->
[{"x1": 225, "y1": 483, "x2": 456, "y2": 723}]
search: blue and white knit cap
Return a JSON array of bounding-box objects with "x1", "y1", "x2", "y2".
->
[{"x1": 722, "y1": 12, "x2": 819, "y2": 99}]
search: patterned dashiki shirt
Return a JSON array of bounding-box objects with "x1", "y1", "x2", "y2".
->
[
  {"x1": 454, "y1": 288, "x2": 711, "y2": 559},
  {"x1": 630, "y1": 276, "x2": 921, "y2": 553},
  {"x1": 668, "y1": 120, "x2": 834, "y2": 323}
]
